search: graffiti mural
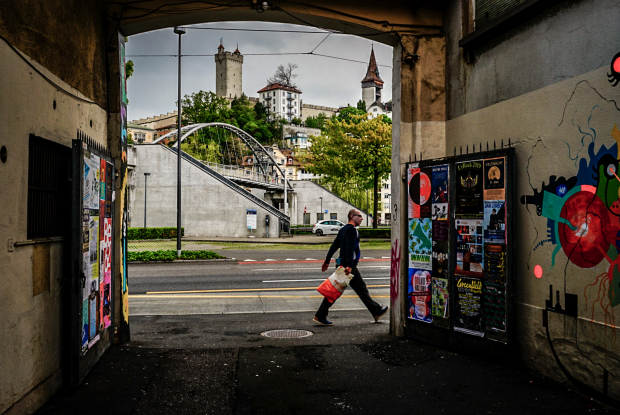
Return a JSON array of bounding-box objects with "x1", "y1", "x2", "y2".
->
[{"x1": 521, "y1": 77, "x2": 620, "y2": 328}]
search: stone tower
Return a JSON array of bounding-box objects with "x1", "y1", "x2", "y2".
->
[
  {"x1": 214, "y1": 40, "x2": 243, "y2": 99},
  {"x1": 361, "y1": 46, "x2": 383, "y2": 108}
]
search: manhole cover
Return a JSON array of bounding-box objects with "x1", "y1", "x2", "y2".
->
[{"x1": 261, "y1": 329, "x2": 314, "y2": 339}]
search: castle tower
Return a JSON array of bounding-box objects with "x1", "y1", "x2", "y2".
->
[
  {"x1": 214, "y1": 39, "x2": 243, "y2": 99},
  {"x1": 361, "y1": 46, "x2": 383, "y2": 107}
]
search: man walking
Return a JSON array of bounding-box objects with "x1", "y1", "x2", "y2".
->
[{"x1": 313, "y1": 209, "x2": 388, "y2": 325}]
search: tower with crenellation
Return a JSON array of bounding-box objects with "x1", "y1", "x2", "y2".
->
[{"x1": 214, "y1": 39, "x2": 243, "y2": 99}]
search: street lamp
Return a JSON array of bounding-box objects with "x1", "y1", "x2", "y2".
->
[
  {"x1": 319, "y1": 197, "x2": 323, "y2": 220},
  {"x1": 143, "y1": 173, "x2": 150, "y2": 228},
  {"x1": 174, "y1": 26, "x2": 185, "y2": 258}
]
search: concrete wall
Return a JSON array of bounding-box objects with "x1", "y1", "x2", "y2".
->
[
  {"x1": 286, "y1": 180, "x2": 371, "y2": 226},
  {"x1": 301, "y1": 104, "x2": 338, "y2": 121},
  {"x1": 128, "y1": 145, "x2": 279, "y2": 238},
  {"x1": 0, "y1": 33, "x2": 108, "y2": 415},
  {"x1": 444, "y1": 0, "x2": 620, "y2": 399}
]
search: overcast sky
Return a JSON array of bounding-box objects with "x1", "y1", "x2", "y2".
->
[{"x1": 125, "y1": 21, "x2": 393, "y2": 122}]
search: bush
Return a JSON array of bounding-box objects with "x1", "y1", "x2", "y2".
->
[
  {"x1": 358, "y1": 228, "x2": 391, "y2": 238},
  {"x1": 127, "y1": 227, "x2": 185, "y2": 240},
  {"x1": 127, "y1": 250, "x2": 225, "y2": 262}
]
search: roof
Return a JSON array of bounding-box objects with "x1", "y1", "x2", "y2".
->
[
  {"x1": 234, "y1": 44, "x2": 240, "y2": 54},
  {"x1": 127, "y1": 123, "x2": 154, "y2": 131},
  {"x1": 361, "y1": 47, "x2": 384, "y2": 85},
  {"x1": 257, "y1": 83, "x2": 302, "y2": 94}
]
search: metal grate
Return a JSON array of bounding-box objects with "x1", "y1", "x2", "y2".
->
[
  {"x1": 27, "y1": 135, "x2": 72, "y2": 239},
  {"x1": 475, "y1": 0, "x2": 528, "y2": 28},
  {"x1": 261, "y1": 329, "x2": 314, "y2": 339}
]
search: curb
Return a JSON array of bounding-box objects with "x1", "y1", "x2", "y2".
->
[{"x1": 128, "y1": 258, "x2": 238, "y2": 264}]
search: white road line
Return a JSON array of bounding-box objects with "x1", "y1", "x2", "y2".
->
[
  {"x1": 306, "y1": 258, "x2": 318, "y2": 260},
  {"x1": 364, "y1": 257, "x2": 374, "y2": 259},
  {"x1": 243, "y1": 259, "x2": 257, "y2": 262},
  {"x1": 285, "y1": 258, "x2": 297, "y2": 261},
  {"x1": 252, "y1": 265, "x2": 390, "y2": 271},
  {"x1": 382, "y1": 256, "x2": 390, "y2": 259},
  {"x1": 262, "y1": 277, "x2": 390, "y2": 283},
  {"x1": 265, "y1": 259, "x2": 277, "y2": 261}
]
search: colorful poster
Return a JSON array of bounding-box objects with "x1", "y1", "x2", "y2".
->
[
  {"x1": 105, "y1": 162, "x2": 113, "y2": 218},
  {"x1": 432, "y1": 164, "x2": 449, "y2": 220},
  {"x1": 455, "y1": 219, "x2": 484, "y2": 278},
  {"x1": 432, "y1": 240, "x2": 449, "y2": 280},
  {"x1": 432, "y1": 220, "x2": 449, "y2": 242},
  {"x1": 482, "y1": 281, "x2": 506, "y2": 331},
  {"x1": 409, "y1": 219, "x2": 432, "y2": 270},
  {"x1": 408, "y1": 268, "x2": 432, "y2": 323},
  {"x1": 484, "y1": 157, "x2": 505, "y2": 200},
  {"x1": 455, "y1": 160, "x2": 483, "y2": 218},
  {"x1": 407, "y1": 165, "x2": 420, "y2": 218},
  {"x1": 101, "y1": 218, "x2": 113, "y2": 329},
  {"x1": 432, "y1": 278, "x2": 449, "y2": 318},
  {"x1": 89, "y1": 216, "x2": 99, "y2": 280},
  {"x1": 82, "y1": 300, "x2": 89, "y2": 351},
  {"x1": 89, "y1": 294, "x2": 98, "y2": 339},
  {"x1": 484, "y1": 201, "x2": 506, "y2": 243},
  {"x1": 455, "y1": 276, "x2": 484, "y2": 336},
  {"x1": 408, "y1": 165, "x2": 432, "y2": 219}
]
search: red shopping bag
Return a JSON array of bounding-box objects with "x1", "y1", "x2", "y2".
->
[{"x1": 317, "y1": 266, "x2": 352, "y2": 303}]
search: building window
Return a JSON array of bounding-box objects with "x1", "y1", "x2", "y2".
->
[
  {"x1": 27, "y1": 135, "x2": 72, "y2": 239},
  {"x1": 383, "y1": 183, "x2": 389, "y2": 189},
  {"x1": 384, "y1": 193, "x2": 390, "y2": 199},
  {"x1": 282, "y1": 92, "x2": 285, "y2": 96},
  {"x1": 317, "y1": 213, "x2": 324, "y2": 221},
  {"x1": 330, "y1": 213, "x2": 337, "y2": 220}
]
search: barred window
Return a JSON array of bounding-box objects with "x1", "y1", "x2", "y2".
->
[{"x1": 27, "y1": 135, "x2": 72, "y2": 239}]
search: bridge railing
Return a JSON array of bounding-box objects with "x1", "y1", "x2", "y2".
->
[{"x1": 200, "y1": 161, "x2": 285, "y2": 187}]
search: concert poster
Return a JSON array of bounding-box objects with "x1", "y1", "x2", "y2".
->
[
  {"x1": 484, "y1": 157, "x2": 505, "y2": 200},
  {"x1": 455, "y1": 160, "x2": 483, "y2": 219},
  {"x1": 408, "y1": 268, "x2": 432, "y2": 323},
  {"x1": 431, "y1": 164, "x2": 449, "y2": 220}
]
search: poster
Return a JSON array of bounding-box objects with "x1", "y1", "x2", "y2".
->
[
  {"x1": 101, "y1": 218, "x2": 113, "y2": 329},
  {"x1": 455, "y1": 219, "x2": 484, "y2": 278},
  {"x1": 408, "y1": 165, "x2": 432, "y2": 219},
  {"x1": 455, "y1": 160, "x2": 483, "y2": 218},
  {"x1": 455, "y1": 276, "x2": 484, "y2": 336},
  {"x1": 432, "y1": 164, "x2": 449, "y2": 220},
  {"x1": 408, "y1": 268, "x2": 432, "y2": 323},
  {"x1": 432, "y1": 278, "x2": 449, "y2": 318},
  {"x1": 484, "y1": 157, "x2": 505, "y2": 200},
  {"x1": 485, "y1": 244, "x2": 506, "y2": 283},
  {"x1": 484, "y1": 201, "x2": 506, "y2": 243},
  {"x1": 482, "y1": 281, "x2": 506, "y2": 331},
  {"x1": 409, "y1": 219, "x2": 432, "y2": 270}
]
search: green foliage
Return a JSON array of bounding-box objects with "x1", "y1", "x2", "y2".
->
[
  {"x1": 337, "y1": 107, "x2": 367, "y2": 124},
  {"x1": 291, "y1": 117, "x2": 302, "y2": 126},
  {"x1": 379, "y1": 114, "x2": 392, "y2": 125},
  {"x1": 127, "y1": 250, "x2": 225, "y2": 262},
  {"x1": 358, "y1": 228, "x2": 391, "y2": 238},
  {"x1": 301, "y1": 114, "x2": 392, "y2": 228},
  {"x1": 125, "y1": 60, "x2": 134, "y2": 80},
  {"x1": 304, "y1": 112, "x2": 327, "y2": 130},
  {"x1": 356, "y1": 100, "x2": 367, "y2": 111},
  {"x1": 127, "y1": 132, "x2": 134, "y2": 145},
  {"x1": 127, "y1": 227, "x2": 185, "y2": 240}
]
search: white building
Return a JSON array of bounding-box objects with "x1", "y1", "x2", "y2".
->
[
  {"x1": 257, "y1": 83, "x2": 302, "y2": 123},
  {"x1": 215, "y1": 41, "x2": 243, "y2": 99}
]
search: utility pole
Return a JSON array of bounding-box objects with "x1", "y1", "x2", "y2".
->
[{"x1": 174, "y1": 26, "x2": 185, "y2": 258}]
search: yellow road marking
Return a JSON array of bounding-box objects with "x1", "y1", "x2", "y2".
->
[
  {"x1": 145, "y1": 285, "x2": 389, "y2": 295},
  {"x1": 130, "y1": 295, "x2": 390, "y2": 299}
]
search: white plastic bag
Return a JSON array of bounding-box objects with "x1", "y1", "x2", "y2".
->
[{"x1": 317, "y1": 266, "x2": 353, "y2": 303}]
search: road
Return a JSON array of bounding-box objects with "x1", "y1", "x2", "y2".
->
[{"x1": 128, "y1": 249, "x2": 391, "y2": 317}]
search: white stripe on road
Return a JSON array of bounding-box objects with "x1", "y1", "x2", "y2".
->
[
  {"x1": 285, "y1": 258, "x2": 297, "y2": 261},
  {"x1": 265, "y1": 259, "x2": 277, "y2": 261},
  {"x1": 252, "y1": 266, "x2": 390, "y2": 271},
  {"x1": 382, "y1": 256, "x2": 390, "y2": 259},
  {"x1": 243, "y1": 259, "x2": 257, "y2": 262},
  {"x1": 262, "y1": 277, "x2": 390, "y2": 283},
  {"x1": 306, "y1": 258, "x2": 318, "y2": 260}
]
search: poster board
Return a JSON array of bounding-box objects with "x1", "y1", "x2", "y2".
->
[
  {"x1": 406, "y1": 148, "x2": 514, "y2": 346},
  {"x1": 71, "y1": 137, "x2": 115, "y2": 385}
]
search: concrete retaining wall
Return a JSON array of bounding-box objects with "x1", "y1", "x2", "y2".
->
[{"x1": 128, "y1": 145, "x2": 280, "y2": 238}]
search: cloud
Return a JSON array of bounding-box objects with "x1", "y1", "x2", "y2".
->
[{"x1": 126, "y1": 22, "x2": 393, "y2": 121}]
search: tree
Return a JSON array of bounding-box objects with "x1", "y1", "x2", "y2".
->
[
  {"x1": 181, "y1": 90, "x2": 231, "y2": 125},
  {"x1": 356, "y1": 100, "x2": 366, "y2": 112},
  {"x1": 305, "y1": 112, "x2": 327, "y2": 130},
  {"x1": 337, "y1": 106, "x2": 367, "y2": 124},
  {"x1": 301, "y1": 114, "x2": 391, "y2": 228},
  {"x1": 267, "y1": 63, "x2": 298, "y2": 87},
  {"x1": 291, "y1": 117, "x2": 302, "y2": 126}
]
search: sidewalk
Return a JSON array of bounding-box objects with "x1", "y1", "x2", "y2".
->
[{"x1": 35, "y1": 310, "x2": 619, "y2": 415}]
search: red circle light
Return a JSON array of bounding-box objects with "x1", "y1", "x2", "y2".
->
[{"x1": 614, "y1": 57, "x2": 620, "y2": 74}]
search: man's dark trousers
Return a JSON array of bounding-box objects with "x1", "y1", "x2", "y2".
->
[{"x1": 316, "y1": 266, "x2": 382, "y2": 319}]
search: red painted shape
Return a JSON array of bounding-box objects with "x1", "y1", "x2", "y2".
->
[
  {"x1": 534, "y1": 264, "x2": 543, "y2": 279},
  {"x1": 390, "y1": 239, "x2": 401, "y2": 303},
  {"x1": 614, "y1": 57, "x2": 620, "y2": 74}
]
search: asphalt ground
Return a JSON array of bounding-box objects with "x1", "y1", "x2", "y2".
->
[{"x1": 36, "y1": 310, "x2": 620, "y2": 415}]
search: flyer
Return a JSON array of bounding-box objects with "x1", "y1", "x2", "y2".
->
[
  {"x1": 455, "y1": 219, "x2": 484, "y2": 278},
  {"x1": 483, "y1": 201, "x2": 506, "y2": 243},
  {"x1": 408, "y1": 165, "x2": 432, "y2": 219},
  {"x1": 431, "y1": 164, "x2": 449, "y2": 220},
  {"x1": 432, "y1": 278, "x2": 449, "y2": 318},
  {"x1": 409, "y1": 219, "x2": 432, "y2": 270},
  {"x1": 454, "y1": 276, "x2": 484, "y2": 336},
  {"x1": 482, "y1": 281, "x2": 506, "y2": 331},
  {"x1": 408, "y1": 268, "x2": 432, "y2": 323},
  {"x1": 455, "y1": 160, "x2": 483, "y2": 218},
  {"x1": 484, "y1": 244, "x2": 506, "y2": 283},
  {"x1": 484, "y1": 157, "x2": 505, "y2": 200}
]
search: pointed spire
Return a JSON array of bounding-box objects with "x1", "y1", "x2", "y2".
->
[
  {"x1": 234, "y1": 43, "x2": 240, "y2": 54},
  {"x1": 218, "y1": 37, "x2": 224, "y2": 50},
  {"x1": 361, "y1": 46, "x2": 383, "y2": 84}
]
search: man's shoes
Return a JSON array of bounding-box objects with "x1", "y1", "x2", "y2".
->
[
  {"x1": 313, "y1": 316, "x2": 333, "y2": 326},
  {"x1": 374, "y1": 306, "x2": 389, "y2": 323}
]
